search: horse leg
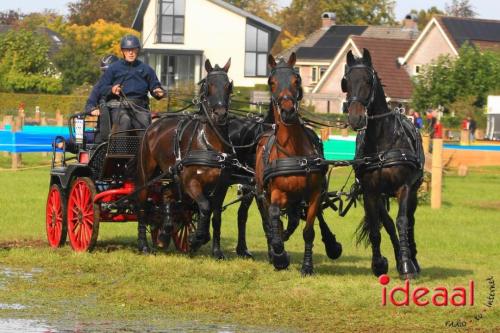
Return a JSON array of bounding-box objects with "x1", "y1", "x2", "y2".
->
[
  {"x1": 211, "y1": 187, "x2": 228, "y2": 260},
  {"x1": 283, "y1": 204, "x2": 301, "y2": 241},
  {"x1": 396, "y1": 185, "x2": 418, "y2": 279},
  {"x1": 317, "y1": 209, "x2": 342, "y2": 260},
  {"x1": 256, "y1": 194, "x2": 273, "y2": 262},
  {"x1": 301, "y1": 191, "x2": 321, "y2": 276},
  {"x1": 269, "y1": 197, "x2": 290, "y2": 270},
  {"x1": 157, "y1": 201, "x2": 173, "y2": 249},
  {"x1": 407, "y1": 189, "x2": 420, "y2": 273},
  {"x1": 363, "y1": 193, "x2": 388, "y2": 277},
  {"x1": 185, "y1": 179, "x2": 211, "y2": 252},
  {"x1": 236, "y1": 191, "x2": 254, "y2": 259},
  {"x1": 378, "y1": 198, "x2": 400, "y2": 268}
]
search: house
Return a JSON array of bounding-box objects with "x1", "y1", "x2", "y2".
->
[
  {"x1": 400, "y1": 16, "x2": 500, "y2": 76},
  {"x1": 131, "y1": 0, "x2": 281, "y2": 88},
  {"x1": 279, "y1": 13, "x2": 367, "y2": 92},
  {"x1": 311, "y1": 36, "x2": 414, "y2": 113}
]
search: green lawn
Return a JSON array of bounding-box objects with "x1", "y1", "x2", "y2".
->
[{"x1": 0, "y1": 153, "x2": 499, "y2": 332}]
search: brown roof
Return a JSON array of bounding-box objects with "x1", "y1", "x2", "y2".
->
[
  {"x1": 361, "y1": 26, "x2": 420, "y2": 40},
  {"x1": 351, "y1": 36, "x2": 414, "y2": 100}
]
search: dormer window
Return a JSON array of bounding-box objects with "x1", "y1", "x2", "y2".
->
[{"x1": 158, "y1": 0, "x2": 185, "y2": 44}]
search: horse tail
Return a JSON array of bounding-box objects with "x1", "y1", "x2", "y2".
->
[{"x1": 355, "y1": 215, "x2": 381, "y2": 248}]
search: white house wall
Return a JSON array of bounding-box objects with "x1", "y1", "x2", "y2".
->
[{"x1": 142, "y1": 0, "x2": 268, "y2": 87}]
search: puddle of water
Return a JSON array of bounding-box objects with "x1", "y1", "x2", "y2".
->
[
  {"x1": 0, "y1": 318, "x2": 291, "y2": 333},
  {"x1": 0, "y1": 319, "x2": 55, "y2": 332},
  {"x1": 0, "y1": 303, "x2": 27, "y2": 310},
  {"x1": 0, "y1": 266, "x2": 42, "y2": 289}
]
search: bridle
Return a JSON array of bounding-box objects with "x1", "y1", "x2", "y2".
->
[
  {"x1": 342, "y1": 63, "x2": 393, "y2": 131},
  {"x1": 268, "y1": 65, "x2": 303, "y2": 127},
  {"x1": 199, "y1": 70, "x2": 233, "y2": 126}
]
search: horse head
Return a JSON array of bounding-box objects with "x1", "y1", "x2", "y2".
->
[
  {"x1": 199, "y1": 58, "x2": 233, "y2": 125},
  {"x1": 267, "y1": 53, "x2": 303, "y2": 125},
  {"x1": 342, "y1": 48, "x2": 380, "y2": 131}
]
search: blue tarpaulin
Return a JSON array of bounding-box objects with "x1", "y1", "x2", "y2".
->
[{"x1": 0, "y1": 126, "x2": 70, "y2": 153}]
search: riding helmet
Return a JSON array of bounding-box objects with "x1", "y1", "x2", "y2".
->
[
  {"x1": 120, "y1": 35, "x2": 141, "y2": 49},
  {"x1": 100, "y1": 54, "x2": 119, "y2": 71}
]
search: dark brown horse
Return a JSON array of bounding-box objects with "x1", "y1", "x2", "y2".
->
[
  {"x1": 342, "y1": 49, "x2": 424, "y2": 279},
  {"x1": 255, "y1": 53, "x2": 328, "y2": 275},
  {"x1": 136, "y1": 58, "x2": 233, "y2": 255}
]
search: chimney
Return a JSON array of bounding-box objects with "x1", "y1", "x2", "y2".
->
[
  {"x1": 322, "y1": 12, "x2": 336, "y2": 29},
  {"x1": 402, "y1": 14, "x2": 418, "y2": 31}
]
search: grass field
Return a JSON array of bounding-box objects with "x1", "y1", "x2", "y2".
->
[{"x1": 0, "y1": 153, "x2": 499, "y2": 332}]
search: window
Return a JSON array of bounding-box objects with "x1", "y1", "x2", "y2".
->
[
  {"x1": 311, "y1": 67, "x2": 318, "y2": 83},
  {"x1": 414, "y1": 65, "x2": 421, "y2": 75},
  {"x1": 319, "y1": 67, "x2": 327, "y2": 79},
  {"x1": 245, "y1": 24, "x2": 269, "y2": 77},
  {"x1": 158, "y1": 0, "x2": 185, "y2": 44}
]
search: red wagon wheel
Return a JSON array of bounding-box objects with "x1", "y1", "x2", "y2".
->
[
  {"x1": 172, "y1": 210, "x2": 197, "y2": 253},
  {"x1": 45, "y1": 184, "x2": 67, "y2": 248},
  {"x1": 67, "y1": 177, "x2": 100, "y2": 252}
]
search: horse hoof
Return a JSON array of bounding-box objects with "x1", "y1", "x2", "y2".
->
[
  {"x1": 412, "y1": 258, "x2": 421, "y2": 274},
  {"x1": 236, "y1": 248, "x2": 254, "y2": 260},
  {"x1": 372, "y1": 256, "x2": 389, "y2": 277},
  {"x1": 301, "y1": 265, "x2": 314, "y2": 276},
  {"x1": 138, "y1": 245, "x2": 151, "y2": 255},
  {"x1": 325, "y1": 242, "x2": 342, "y2": 260},
  {"x1": 188, "y1": 233, "x2": 211, "y2": 252},
  {"x1": 271, "y1": 249, "x2": 290, "y2": 270},
  {"x1": 157, "y1": 232, "x2": 171, "y2": 249},
  {"x1": 212, "y1": 249, "x2": 226, "y2": 260},
  {"x1": 398, "y1": 259, "x2": 418, "y2": 280}
]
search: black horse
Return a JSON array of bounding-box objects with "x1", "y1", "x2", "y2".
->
[{"x1": 342, "y1": 49, "x2": 424, "y2": 279}]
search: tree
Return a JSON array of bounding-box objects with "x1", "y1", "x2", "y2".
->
[
  {"x1": 226, "y1": 0, "x2": 278, "y2": 22},
  {"x1": 54, "y1": 19, "x2": 140, "y2": 89},
  {"x1": 277, "y1": 0, "x2": 396, "y2": 52},
  {"x1": 0, "y1": 10, "x2": 21, "y2": 25},
  {"x1": 445, "y1": 0, "x2": 477, "y2": 18},
  {"x1": 409, "y1": 6, "x2": 444, "y2": 30},
  {"x1": 0, "y1": 29, "x2": 62, "y2": 93},
  {"x1": 68, "y1": 0, "x2": 141, "y2": 26},
  {"x1": 411, "y1": 44, "x2": 500, "y2": 113}
]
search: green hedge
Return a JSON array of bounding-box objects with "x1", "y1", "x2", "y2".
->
[{"x1": 0, "y1": 92, "x2": 87, "y2": 117}]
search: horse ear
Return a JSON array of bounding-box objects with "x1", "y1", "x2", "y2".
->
[
  {"x1": 362, "y1": 48, "x2": 372, "y2": 66},
  {"x1": 288, "y1": 52, "x2": 296, "y2": 67},
  {"x1": 223, "y1": 58, "x2": 231, "y2": 72},
  {"x1": 205, "y1": 59, "x2": 213, "y2": 73},
  {"x1": 268, "y1": 54, "x2": 277, "y2": 69},
  {"x1": 346, "y1": 50, "x2": 355, "y2": 67}
]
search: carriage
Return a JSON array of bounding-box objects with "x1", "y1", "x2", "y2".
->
[{"x1": 45, "y1": 114, "x2": 196, "y2": 252}]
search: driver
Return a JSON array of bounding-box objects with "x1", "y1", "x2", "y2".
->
[{"x1": 99, "y1": 35, "x2": 166, "y2": 133}]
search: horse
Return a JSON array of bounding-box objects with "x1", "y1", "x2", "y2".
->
[
  {"x1": 209, "y1": 109, "x2": 343, "y2": 261},
  {"x1": 254, "y1": 53, "x2": 335, "y2": 275},
  {"x1": 135, "y1": 58, "x2": 234, "y2": 255},
  {"x1": 342, "y1": 48, "x2": 424, "y2": 279}
]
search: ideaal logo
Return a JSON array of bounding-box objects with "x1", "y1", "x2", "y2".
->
[
  {"x1": 378, "y1": 274, "x2": 474, "y2": 306},
  {"x1": 378, "y1": 275, "x2": 496, "y2": 328}
]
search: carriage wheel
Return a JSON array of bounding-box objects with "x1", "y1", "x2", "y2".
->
[
  {"x1": 172, "y1": 211, "x2": 197, "y2": 253},
  {"x1": 67, "y1": 177, "x2": 100, "y2": 252},
  {"x1": 45, "y1": 184, "x2": 67, "y2": 248}
]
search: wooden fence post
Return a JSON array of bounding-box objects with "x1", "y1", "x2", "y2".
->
[
  {"x1": 422, "y1": 134, "x2": 430, "y2": 155},
  {"x1": 11, "y1": 116, "x2": 22, "y2": 169},
  {"x1": 431, "y1": 138, "x2": 443, "y2": 209}
]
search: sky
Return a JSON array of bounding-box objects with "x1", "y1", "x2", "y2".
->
[{"x1": 0, "y1": 0, "x2": 499, "y2": 21}]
